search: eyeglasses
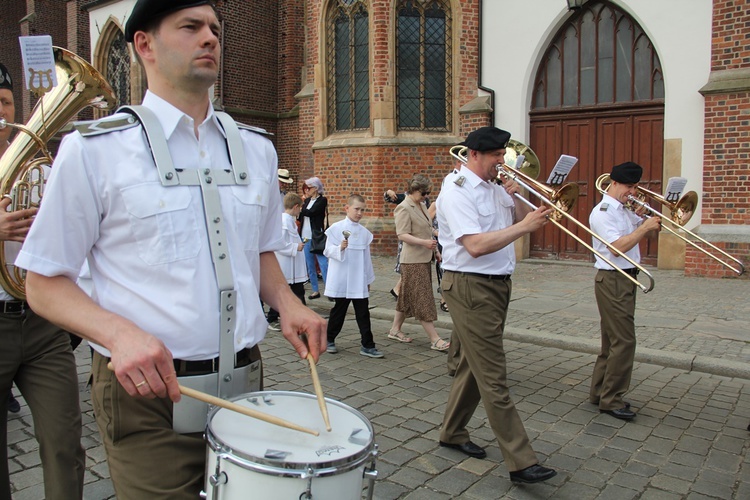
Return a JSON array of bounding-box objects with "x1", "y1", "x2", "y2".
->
[{"x1": 420, "y1": 191, "x2": 431, "y2": 196}]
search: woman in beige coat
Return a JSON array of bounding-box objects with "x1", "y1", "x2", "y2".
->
[{"x1": 388, "y1": 174, "x2": 449, "y2": 351}]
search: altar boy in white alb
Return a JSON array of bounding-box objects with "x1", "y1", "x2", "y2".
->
[
  {"x1": 324, "y1": 194, "x2": 383, "y2": 358},
  {"x1": 267, "y1": 193, "x2": 309, "y2": 331}
]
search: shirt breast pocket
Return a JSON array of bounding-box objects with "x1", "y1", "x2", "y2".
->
[
  {"x1": 477, "y1": 199, "x2": 496, "y2": 224},
  {"x1": 120, "y1": 183, "x2": 201, "y2": 265},
  {"x1": 230, "y1": 180, "x2": 269, "y2": 252}
]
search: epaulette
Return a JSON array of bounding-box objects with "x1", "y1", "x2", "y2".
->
[
  {"x1": 453, "y1": 175, "x2": 466, "y2": 186},
  {"x1": 600, "y1": 203, "x2": 609, "y2": 211},
  {"x1": 74, "y1": 114, "x2": 139, "y2": 137},
  {"x1": 236, "y1": 122, "x2": 274, "y2": 137}
]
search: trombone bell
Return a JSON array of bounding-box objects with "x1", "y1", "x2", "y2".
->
[
  {"x1": 550, "y1": 183, "x2": 579, "y2": 221},
  {"x1": 672, "y1": 191, "x2": 697, "y2": 226},
  {"x1": 504, "y1": 139, "x2": 540, "y2": 179}
]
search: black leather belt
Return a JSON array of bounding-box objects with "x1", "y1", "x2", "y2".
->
[
  {"x1": 173, "y1": 347, "x2": 255, "y2": 377},
  {"x1": 0, "y1": 300, "x2": 28, "y2": 315},
  {"x1": 453, "y1": 271, "x2": 511, "y2": 281},
  {"x1": 601, "y1": 268, "x2": 639, "y2": 277}
]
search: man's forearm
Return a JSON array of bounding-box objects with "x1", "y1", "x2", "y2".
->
[{"x1": 25, "y1": 271, "x2": 134, "y2": 349}]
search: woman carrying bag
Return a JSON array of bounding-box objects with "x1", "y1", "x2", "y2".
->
[{"x1": 299, "y1": 177, "x2": 329, "y2": 299}]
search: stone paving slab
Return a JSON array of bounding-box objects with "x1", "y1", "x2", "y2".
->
[{"x1": 5, "y1": 256, "x2": 750, "y2": 498}]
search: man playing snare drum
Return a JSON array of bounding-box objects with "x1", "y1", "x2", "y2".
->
[{"x1": 17, "y1": 1, "x2": 326, "y2": 497}]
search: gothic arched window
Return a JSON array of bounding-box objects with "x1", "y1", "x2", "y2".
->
[
  {"x1": 106, "y1": 29, "x2": 131, "y2": 108},
  {"x1": 533, "y1": 0, "x2": 663, "y2": 110},
  {"x1": 396, "y1": 0, "x2": 452, "y2": 131},
  {"x1": 326, "y1": 0, "x2": 370, "y2": 132}
]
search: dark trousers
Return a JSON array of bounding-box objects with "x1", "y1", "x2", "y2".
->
[
  {"x1": 91, "y1": 345, "x2": 262, "y2": 499},
  {"x1": 267, "y1": 282, "x2": 306, "y2": 323},
  {"x1": 439, "y1": 271, "x2": 537, "y2": 472},
  {"x1": 590, "y1": 269, "x2": 637, "y2": 410},
  {"x1": 326, "y1": 297, "x2": 375, "y2": 348},
  {"x1": 0, "y1": 309, "x2": 84, "y2": 500}
]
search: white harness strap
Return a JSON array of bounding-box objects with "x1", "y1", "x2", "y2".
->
[{"x1": 119, "y1": 105, "x2": 248, "y2": 398}]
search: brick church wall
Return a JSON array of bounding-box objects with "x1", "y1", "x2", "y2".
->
[
  {"x1": 691, "y1": 0, "x2": 750, "y2": 278},
  {"x1": 302, "y1": 0, "x2": 489, "y2": 255}
]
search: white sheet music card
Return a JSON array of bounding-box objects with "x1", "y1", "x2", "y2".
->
[
  {"x1": 546, "y1": 155, "x2": 578, "y2": 186},
  {"x1": 19, "y1": 36, "x2": 57, "y2": 93},
  {"x1": 664, "y1": 177, "x2": 688, "y2": 204}
]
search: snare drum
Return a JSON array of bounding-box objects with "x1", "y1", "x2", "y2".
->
[{"x1": 204, "y1": 391, "x2": 378, "y2": 499}]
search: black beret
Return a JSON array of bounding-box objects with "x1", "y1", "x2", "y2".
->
[
  {"x1": 610, "y1": 161, "x2": 643, "y2": 184},
  {"x1": 463, "y1": 126, "x2": 511, "y2": 152},
  {"x1": 125, "y1": 0, "x2": 215, "y2": 42},
  {"x1": 0, "y1": 63, "x2": 12, "y2": 91}
]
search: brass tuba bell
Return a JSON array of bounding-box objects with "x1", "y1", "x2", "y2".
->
[{"x1": 0, "y1": 47, "x2": 116, "y2": 299}]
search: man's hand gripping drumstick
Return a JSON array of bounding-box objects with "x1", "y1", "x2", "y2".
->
[{"x1": 107, "y1": 362, "x2": 319, "y2": 436}]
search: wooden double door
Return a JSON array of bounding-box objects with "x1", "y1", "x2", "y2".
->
[{"x1": 528, "y1": 107, "x2": 664, "y2": 265}]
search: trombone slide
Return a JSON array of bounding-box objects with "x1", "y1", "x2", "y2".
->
[{"x1": 627, "y1": 196, "x2": 745, "y2": 276}]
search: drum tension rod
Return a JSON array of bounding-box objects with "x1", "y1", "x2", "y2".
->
[
  {"x1": 299, "y1": 467, "x2": 314, "y2": 500},
  {"x1": 207, "y1": 453, "x2": 229, "y2": 500}
]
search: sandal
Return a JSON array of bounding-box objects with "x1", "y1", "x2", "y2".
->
[
  {"x1": 387, "y1": 330, "x2": 413, "y2": 343},
  {"x1": 440, "y1": 301, "x2": 449, "y2": 313},
  {"x1": 431, "y1": 339, "x2": 450, "y2": 351}
]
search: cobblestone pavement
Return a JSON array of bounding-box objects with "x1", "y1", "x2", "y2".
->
[{"x1": 7, "y1": 256, "x2": 750, "y2": 498}]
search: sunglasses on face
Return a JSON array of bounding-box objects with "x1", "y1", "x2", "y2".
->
[{"x1": 420, "y1": 191, "x2": 431, "y2": 196}]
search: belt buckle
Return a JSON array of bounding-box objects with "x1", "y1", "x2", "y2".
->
[{"x1": 2, "y1": 301, "x2": 23, "y2": 314}]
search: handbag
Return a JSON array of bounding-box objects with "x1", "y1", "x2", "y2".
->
[{"x1": 309, "y1": 207, "x2": 329, "y2": 255}]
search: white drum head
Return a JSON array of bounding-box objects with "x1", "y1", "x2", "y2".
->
[{"x1": 206, "y1": 391, "x2": 374, "y2": 476}]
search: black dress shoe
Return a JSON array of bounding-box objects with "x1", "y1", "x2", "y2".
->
[
  {"x1": 7, "y1": 392, "x2": 20, "y2": 414},
  {"x1": 600, "y1": 407, "x2": 636, "y2": 420},
  {"x1": 510, "y1": 464, "x2": 557, "y2": 483},
  {"x1": 439, "y1": 440, "x2": 486, "y2": 459}
]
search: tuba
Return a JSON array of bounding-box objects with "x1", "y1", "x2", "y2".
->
[{"x1": 0, "y1": 47, "x2": 116, "y2": 299}]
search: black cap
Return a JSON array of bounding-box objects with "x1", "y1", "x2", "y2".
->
[
  {"x1": 0, "y1": 63, "x2": 12, "y2": 91},
  {"x1": 610, "y1": 161, "x2": 643, "y2": 184},
  {"x1": 463, "y1": 126, "x2": 511, "y2": 152},
  {"x1": 125, "y1": 0, "x2": 215, "y2": 42}
]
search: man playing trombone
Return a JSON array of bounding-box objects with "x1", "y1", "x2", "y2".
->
[
  {"x1": 589, "y1": 161, "x2": 661, "y2": 421},
  {"x1": 436, "y1": 126, "x2": 557, "y2": 484}
]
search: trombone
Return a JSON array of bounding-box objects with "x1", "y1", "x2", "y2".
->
[
  {"x1": 449, "y1": 143, "x2": 655, "y2": 293},
  {"x1": 596, "y1": 174, "x2": 745, "y2": 275}
]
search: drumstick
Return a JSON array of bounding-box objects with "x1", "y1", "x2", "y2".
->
[
  {"x1": 107, "y1": 362, "x2": 319, "y2": 436},
  {"x1": 306, "y1": 352, "x2": 332, "y2": 432}
]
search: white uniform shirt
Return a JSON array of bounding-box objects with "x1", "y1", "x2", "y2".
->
[
  {"x1": 589, "y1": 193, "x2": 643, "y2": 270},
  {"x1": 275, "y1": 212, "x2": 307, "y2": 284},
  {"x1": 323, "y1": 218, "x2": 374, "y2": 299},
  {"x1": 16, "y1": 91, "x2": 283, "y2": 360},
  {"x1": 436, "y1": 166, "x2": 517, "y2": 275}
]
